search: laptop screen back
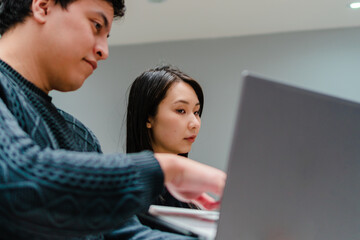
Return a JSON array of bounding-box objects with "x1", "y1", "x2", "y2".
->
[{"x1": 216, "y1": 73, "x2": 360, "y2": 240}]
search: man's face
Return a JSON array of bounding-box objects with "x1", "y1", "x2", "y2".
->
[{"x1": 39, "y1": 0, "x2": 114, "y2": 92}]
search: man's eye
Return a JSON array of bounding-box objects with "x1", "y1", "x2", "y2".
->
[{"x1": 93, "y1": 21, "x2": 102, "y2": 31}]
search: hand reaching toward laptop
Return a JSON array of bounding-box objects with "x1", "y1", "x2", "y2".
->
[{"x1": 154, "y1": 153, "x2": 226, "y2": 210}]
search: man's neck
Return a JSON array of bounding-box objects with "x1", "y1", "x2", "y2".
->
[{"x1": 0, "y1": 28, "x2": 50, "y2": 94}]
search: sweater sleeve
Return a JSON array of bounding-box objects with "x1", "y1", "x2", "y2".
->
[{"x1": 0, "y1": 98, "x2": 164, "y2": 237}]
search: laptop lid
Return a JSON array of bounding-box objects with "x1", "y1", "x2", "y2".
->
[{"x1": 216, "y1": 72, "x2": 360, "y2": 239}]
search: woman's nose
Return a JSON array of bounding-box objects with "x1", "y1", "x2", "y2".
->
[{"x1": 188, "y1": 115, "x2": 201, "y2": 129}]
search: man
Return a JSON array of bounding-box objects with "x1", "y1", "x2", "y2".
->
[{"x1": 0, "y1": 0, "x2": 226, "y2": 239}]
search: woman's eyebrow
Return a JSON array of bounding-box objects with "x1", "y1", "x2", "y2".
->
[
  {"x1": 173, "y1": 100, "x2": 200, "y2": 106},
  {"x1": 173, "y1": 100, "x2": 189, "y2": 105}
]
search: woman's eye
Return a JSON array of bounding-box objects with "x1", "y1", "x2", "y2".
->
[
  {"x1": 176, "y1": 109, "x2": 186, "y2": 114},
  {"x1": 194, "y1": 111, "x2": 200, "y2": 116}
]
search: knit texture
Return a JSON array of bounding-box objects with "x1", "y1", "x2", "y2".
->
[{"x1": 0, "y1": 60, "x2": 165, "y2": 239}]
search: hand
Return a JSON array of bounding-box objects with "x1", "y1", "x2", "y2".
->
[
  {"x1": 155, "y1": 153, "x2": 226, "y2": 210},
  {"x1": 191, "y1": 193, "x2": 221, "y2": 210}
]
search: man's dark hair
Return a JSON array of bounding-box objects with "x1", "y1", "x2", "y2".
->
[
  {"x1": 0, "y1": 0, "x2": 125, "y2": 35},
  {"x1": 126, "y1": 65, "x2": 204, "y2": 156}
]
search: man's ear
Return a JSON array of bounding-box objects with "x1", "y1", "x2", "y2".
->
[{"x1": 32, "y1": 0, "x2": 52, "y2": 23}]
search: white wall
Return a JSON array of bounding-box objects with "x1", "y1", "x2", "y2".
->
[{"x1": 52, "y1": 26, "x2": 360, "y2": 171}]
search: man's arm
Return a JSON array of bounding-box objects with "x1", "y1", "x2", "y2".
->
[
  {"x1": 58, "y1": 109, "x2": 227, "y2": 211},
  {"x1": 0, "y1": 98, "x2": 164, "y2": 237}
]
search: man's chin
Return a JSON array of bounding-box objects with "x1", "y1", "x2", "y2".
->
[{"x1": 55, "y1": 80, "x2": 85, "y2": 92}]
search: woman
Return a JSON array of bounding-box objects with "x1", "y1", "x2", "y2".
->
[{"x1": 127, "y1": 65, "x2": 204, "y2": 209}]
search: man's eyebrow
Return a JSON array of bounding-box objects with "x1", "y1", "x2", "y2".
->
[
  {"x1": 96, "y1": 11, "x2": 109, "y2": 29},
  {"x1": 95, "y1": 11, "x2": 110, "y2": 38}
]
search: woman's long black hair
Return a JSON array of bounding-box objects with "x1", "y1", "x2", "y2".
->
[{"x1": 126, "y1": 65, "x2": 204, "y2": 156}]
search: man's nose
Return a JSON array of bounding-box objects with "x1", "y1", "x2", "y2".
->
[{"x1": 95, "y1": 38, "x2": 109, "y2": 60}]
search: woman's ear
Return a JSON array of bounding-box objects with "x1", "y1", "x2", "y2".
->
[
  {"x1": 146, "y1": 118, "x2": 153, "y2": 129},
  {"x1": 32, "y1": 0, "x2": 52, "y2": 23}
]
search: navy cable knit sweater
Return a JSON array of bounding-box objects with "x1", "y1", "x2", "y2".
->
[{"x1": 0, "y1": 60, "x2": 193, "y2": 239}]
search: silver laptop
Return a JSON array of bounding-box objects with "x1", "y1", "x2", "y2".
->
[
  {"x1": 149, "y1": 72, "x2": 360, "y2": 240},
  {"x1": 216, "y1": 72, "x2": 360, "y2": 240}
]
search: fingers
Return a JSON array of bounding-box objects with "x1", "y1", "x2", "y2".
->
[
  {"x1": 192, "y1": 193, "x2": 221, "y2": 210},
  {"x1": 155, "y1": 153, "x2": 227, "y2": 204}
]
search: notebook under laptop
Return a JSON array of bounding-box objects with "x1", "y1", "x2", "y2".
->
[{"x1": 149, "y1": 72, "x2": 360, "y2": 240}]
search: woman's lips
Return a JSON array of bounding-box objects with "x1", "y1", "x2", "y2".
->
[{"x1": 185, "y1": 136, "x2": 196, "y2": 143}]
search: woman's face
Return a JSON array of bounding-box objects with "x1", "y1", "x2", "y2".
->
[{"x1": 148, "y1": 81, "x2": 201, "y2": 154}]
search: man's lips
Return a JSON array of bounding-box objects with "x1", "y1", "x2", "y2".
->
[{"x1": 84, "y1": 59, "x2": 97, "y2": 71}]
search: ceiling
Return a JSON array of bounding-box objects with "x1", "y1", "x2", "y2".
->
[{"x1": 108, "y1": 0, "x2": 360, "y2": 46}]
